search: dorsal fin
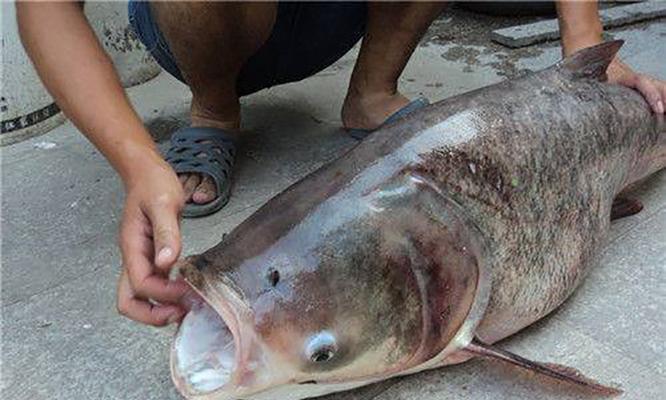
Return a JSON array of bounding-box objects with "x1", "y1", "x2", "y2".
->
[
  {"x1": 558, "y1": 40, "x2": 624, "y2": 82},
  {"x1": 464, "y1": 338, "x2": 622, "y2": 396}
]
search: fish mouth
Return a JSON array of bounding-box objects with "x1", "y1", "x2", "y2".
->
[{"x1": 171, "y1": 281, "x2": 247, "y2": 399}]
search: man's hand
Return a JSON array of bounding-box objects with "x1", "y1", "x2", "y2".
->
[
  {"x1": 116, "y1": 160, "x2": 190, "y2": 326},
  {"x1": 606, "y1": 59, "x2": 666, "y2": 114},
  {"x1": 556, "y1": 0, "x2": 666, "y2": 115}
]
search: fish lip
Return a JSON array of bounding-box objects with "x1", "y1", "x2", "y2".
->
[{"x1": 171, "y1": 275, "x2": 249, "y2": 399}]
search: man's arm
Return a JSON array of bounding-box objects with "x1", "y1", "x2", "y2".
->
[
  {"x1": 17, "y1": 1, "x2": 188, "y2": 325},
  {"x1": 556, "y1": 1, "x2": 665, "y2": 114},
  {"x1": 17, "y1": 1, "x2": 156, "y2": 180}
]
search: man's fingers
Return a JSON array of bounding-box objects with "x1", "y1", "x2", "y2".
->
[
  {"x1": 635, "y1": 75, "x2": 664, "y2": 114},
  {"x1": 119, "y1": 195, "x2": 186, "y2": 303},
  {"x1": 128, "y1": 268, "x2": 189, "y2": 304},
  {"x1": 144, "y1": 199, "x2": 182, "y2": 271},
  {"x1": 658, "y1": 82, "x2": 666, "y2": 114},
  {"x1": 121, "y1": 297, "x2": 184, "y2": 326},
  {"x1": 117, "y1": 269, "x2": 185, "y2": 326},
  {"x1": 121, "y1": 221, "x2": 188, "y2": 303}
]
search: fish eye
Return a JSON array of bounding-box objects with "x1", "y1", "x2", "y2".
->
[
  {"x1": 305, "y1": 331, "x2": 337, "y2": 364},
  {"x1": 311, "y1": 348, "x2": 334, "y2": 363}
]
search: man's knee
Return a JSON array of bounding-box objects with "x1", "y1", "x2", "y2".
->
[{"x1": 150, "y1": 1, "x2": 276, "y2": 48}]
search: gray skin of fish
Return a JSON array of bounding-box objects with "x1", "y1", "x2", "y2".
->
[{"x1": 170, "y1": 41, "x2": 665, "y2": 400}]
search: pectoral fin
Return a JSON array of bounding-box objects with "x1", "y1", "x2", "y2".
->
[
  {"x1": 464, "y1": 338, "x2": 622, "y2": 396},
  {"x1": 611, "y1": 197, "x2": 643, "y2": 220}
]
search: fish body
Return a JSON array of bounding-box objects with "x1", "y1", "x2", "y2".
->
[{"x1": 170, "y1": 41, "x2": 665, "y2": 400}]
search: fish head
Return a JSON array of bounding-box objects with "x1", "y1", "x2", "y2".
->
[{"x1": 171, "y1": 172, "x2": 489, "y2": 400}]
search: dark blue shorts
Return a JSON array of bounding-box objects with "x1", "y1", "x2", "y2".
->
[{"x1": 128, "y1": 1, "x2": 367, "y2": 96}]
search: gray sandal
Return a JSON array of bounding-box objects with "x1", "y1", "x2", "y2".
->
[
  {"x1": 165, "y1": 127, "x2": 237, "y2": 218},
  {"x1": 347, "y1": 97, "x2": 430, "y2": 140}
]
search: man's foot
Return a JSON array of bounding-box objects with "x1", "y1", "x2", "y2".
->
[
  {"x1": 178, "y1": 111, "x2": 239, "y2": 207},
  {"x1": 166, "y1": 125, "x2": 238, "y2": 218},
  {"x1": 341, "y1": 90, "x2": 411, "y2": 132},
  {"x1": 342, "y1": 90, "x2": 429, "y2": 140}
]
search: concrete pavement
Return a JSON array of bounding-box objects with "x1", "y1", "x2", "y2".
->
[{"x1": 2, "y1": 9, "x2": 665, "y2": 400}]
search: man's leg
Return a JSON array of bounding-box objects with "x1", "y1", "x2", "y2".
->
[
  {"x1": 151, "y1": 2, "x2": 277, "y2": 204},
  {"x1": 342, "y1": 2, "x2": 446, "y2": 131}
]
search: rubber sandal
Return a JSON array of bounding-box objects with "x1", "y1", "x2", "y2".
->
[
  {"x1": 347, "y1": 97, "x2": 430, "y2": 140},
  {"x1": 165, "y1": 127, "x2": 237, "y2": 218}
]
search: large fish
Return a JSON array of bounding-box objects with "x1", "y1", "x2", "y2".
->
[{"x1": 170, "y1": 41, "x2": 665, "y2": 400}]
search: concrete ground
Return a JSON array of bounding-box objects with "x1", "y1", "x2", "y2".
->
[{"x1": 2, "y1": 8, "x2": 665, "y2": 400}]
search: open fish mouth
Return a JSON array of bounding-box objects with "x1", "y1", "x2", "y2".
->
[{"x1": 171, "y1": 293, "x2": 241, "y2": 398}]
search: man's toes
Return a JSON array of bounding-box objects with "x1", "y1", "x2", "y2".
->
[
  {"x1": 192, "y1": 175, "x2": 217, "y2": 204},
  {"x1": 182, "y1": 174, "x2": 201, "y2": 202}
]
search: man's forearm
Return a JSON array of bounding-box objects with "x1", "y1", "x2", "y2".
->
[
  {"x1": 556, "y1": 0, "x2": 603, "y2": 56},
  {"x1": 17, "y1": 1, "x2": 162, "y2": 185}
]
